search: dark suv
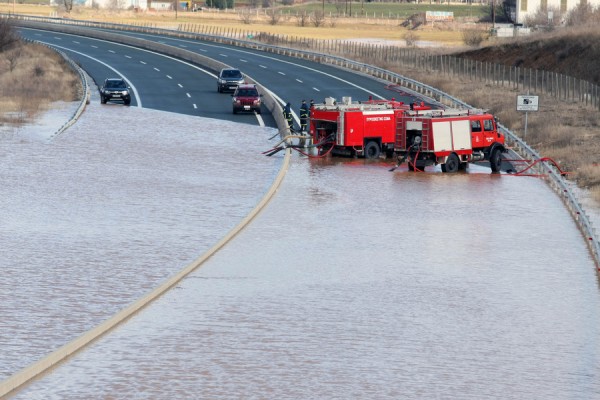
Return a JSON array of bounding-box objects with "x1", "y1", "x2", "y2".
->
[
  {"x1": 100, "y1": 78, "x2": 131, "y2": 105},
  {"x1": 231, "y1": 84, "x2": 262, "y2": 114},
  {"x1": 217, "y1": 68, "x2": 244, "y2": 93}
]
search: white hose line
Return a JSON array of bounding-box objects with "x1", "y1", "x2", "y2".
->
[{"x1": 0, "y1": 148, "x2": 291, "y2": 398}]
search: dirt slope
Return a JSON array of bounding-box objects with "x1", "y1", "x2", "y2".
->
[{"x1": 453, "y1": 28, "x2": 600, "y2": 85}]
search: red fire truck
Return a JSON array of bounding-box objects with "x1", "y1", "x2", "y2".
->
[{"x1": 308, "y1": 97, "x2": 506, "y2": 173}]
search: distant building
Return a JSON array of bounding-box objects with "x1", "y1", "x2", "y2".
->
[
  {"x1": 514, "y1": 0, "x2": 600, "y2": 24},
  {"x1": 79, "y1": 0, "x2": 150, "y2": 9}
]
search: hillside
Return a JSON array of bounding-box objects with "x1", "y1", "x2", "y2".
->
[{"x1": 454, "y1": 27, "x2": 600, "y2": 85}]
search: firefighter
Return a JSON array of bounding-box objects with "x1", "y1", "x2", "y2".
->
[
  {"x1": 283, "y1": 102, "x2": 293, "y2": 131},
  {"x1": 299, "y1": 99, "x2": 309, "y2": 132}
]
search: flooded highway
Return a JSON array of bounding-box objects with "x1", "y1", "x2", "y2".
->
[{"x1": 6, "y1": 115, "x2": 600, "y2": 399}]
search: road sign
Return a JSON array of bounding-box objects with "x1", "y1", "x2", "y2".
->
[{"x1": 517, "y1": 95, "x2": 539, "y2": 111}]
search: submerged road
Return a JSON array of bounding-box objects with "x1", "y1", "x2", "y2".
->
[{"x1": 3, "y1": 26, "x2": 600, "y2": 399}]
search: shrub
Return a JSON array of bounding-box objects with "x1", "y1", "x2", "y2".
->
[
  {"x1": 462, "y1": 30, "x2": 486, "y2": 47},
  {"x1": 0, "y1": 18, "x2": 19, "y2": 52},
  {"x1": 403, "y1": 31, "x2": 420, "y2": 47}
]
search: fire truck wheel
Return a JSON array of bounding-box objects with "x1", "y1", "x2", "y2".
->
[
  {"x1": 364, "y1": 141, "x2": 381, "y2": 159},
  {"x1": 490, "y1": 148, "x2": 502, "y2": 173},
  {"x1": 442, "y1": 153, "x2": 460, "y2": 173}
]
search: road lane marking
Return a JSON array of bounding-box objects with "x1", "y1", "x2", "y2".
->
[{"x1": 41, "y1": 43, "x2": 142, "y2": 108}]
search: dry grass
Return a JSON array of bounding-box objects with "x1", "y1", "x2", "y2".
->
[{"x1": 0, "y1": 42, "x2": 80, "y2": 124}]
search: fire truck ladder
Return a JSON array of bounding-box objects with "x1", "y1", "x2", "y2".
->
[
  {"x1": 395, "y1": 116, "x2": 405, "y2": 148},
  {"x1": 419, "y1": 122, "x2": 430, "y2": 150}
]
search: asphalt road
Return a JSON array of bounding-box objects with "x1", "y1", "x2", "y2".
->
[{"x1": 18, "y1": 27, "x2": 421, "y2": 131}]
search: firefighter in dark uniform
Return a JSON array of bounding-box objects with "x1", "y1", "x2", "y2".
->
[
  {"x1": 299, "y1": 99, "x2": 310, "y2": 132},
  {"x1": 283, "y1": 102, "x2": 293, "y2": 131}
]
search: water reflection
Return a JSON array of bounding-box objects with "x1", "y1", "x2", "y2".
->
[{"x1": 14, "y1": 154, "x2": 600, "y2": 399}]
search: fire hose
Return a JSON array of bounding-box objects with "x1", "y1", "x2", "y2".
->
[
  {"x1": 263, "y1": 133, "x2": 336, "y2": 158},
  {"x1": 503, "y1": 156, "x2": 569, "y2": 177}
]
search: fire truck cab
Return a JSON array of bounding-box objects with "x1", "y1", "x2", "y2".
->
[{"x1": 396, "y1": 108, "x2": 506, "y2": 172}]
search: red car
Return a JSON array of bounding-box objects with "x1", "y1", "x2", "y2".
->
[{"x1": 231, "y1": 84, "x2": 262, "y2": 114}]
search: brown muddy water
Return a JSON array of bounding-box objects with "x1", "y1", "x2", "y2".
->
[{"x1": 8, "y1": 132, "x2": 600, "y2": 399}]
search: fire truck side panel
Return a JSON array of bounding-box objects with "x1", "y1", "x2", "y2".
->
[
  {"x1": 451, "y1": 120, "x2": 473, "y2": 151},
  {"x1": 431, "y1": 120, "x2": 472, "y2": 156},
  {"x1": 432, "y1": 121, "x2": 452, "y2": 154},
  {"x1": 342, "y1": 112, "x2": 364, "y2": 146},
  {"x1": 363, "y1": 110, "x2": 395, "y2": 145}
]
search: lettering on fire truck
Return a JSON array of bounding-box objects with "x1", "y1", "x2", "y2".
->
[{"x1": 365, "y1": 116, "x2": 392, "y2": 122}]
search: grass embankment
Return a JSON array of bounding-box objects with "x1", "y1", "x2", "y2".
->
[
  {"x1": 0, "y1": 37, "x2": 80, "y2": 125},
  {"x1": 445, "y1": 28, "x2": 600, "y2": 198}
]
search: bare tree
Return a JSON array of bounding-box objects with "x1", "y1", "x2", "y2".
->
[
  {"x1": 565, "y1": 3, "x2": 600, "y2": 26},
  {"x1": 0, "y1": 18, "x2": 19, "y2": 52},
  {"x1": 62, "y1": 0, "x2": 74, "y2": 13},
  {"x1": 311, "y1": 10, "x2": 325, "y2": 27},
  {"x1": 525, "y1": 5, "x2": 561, "y2": 29},
  {"x1": 266, "y1": 9, "x2": 281, "y2": 25},
  {"x1": 462, "y1": 29, "x2": 486, "y2": 47},
  {"x1": 296, "y1": 10, "x2": 310, "y2": 27},
  {"x1": 403, "y1": 31, "x2": 419, "y2": 47},
  {"x1": 6, "y1": 46, "x2": 23, "y2": 72},
  {"x1": 238, "y1": 9, "x2": 255, "y2": 24}
]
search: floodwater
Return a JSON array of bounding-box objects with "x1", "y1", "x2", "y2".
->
[
  {"x1": 4, "y1": 101, "x2": 600, "y2": 399},
  {"x1": 0, "y1": 99, "x2": 282, "y2": 381}
]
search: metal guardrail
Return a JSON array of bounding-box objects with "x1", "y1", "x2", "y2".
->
[
  {"x1": 6, "y1": 13, "x2": 599, "y2": 269},
  {"x1": 52, "y1": 46, "x2": 90, "y2": 137}
]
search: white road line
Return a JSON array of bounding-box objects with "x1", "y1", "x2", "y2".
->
[
  {"x1": 125, "y1": 55, "x2": 132, "y2": 59},
  {"x1": 186, "y1": 93, "x2": 191, "y2": 98},
  {"x1": 179, "y1": 44, "x2": 187, "y2": 48},
  {"x1": 219, "y1": 53, "x2": 228, "y2": 57},
  {"x1": 313, "y1": 87, "x2": 320, "y2": 92},
  {"x1": 41, "y1": 43, "x2": 142, "y2": 108},
  {"x1": 296, "y1": 79, "x2": 303, "y2": 83},
  {"x1": 178, "y1": 83, "x2": 183, "y2": 88},
  {"x1": 166, "y1": 75, "x2": 173, "y2": 79},
  {"x1": 140, "y1": 61, "x2": 147, "y2": 64},
  {"x1": 154, "y1": 67, "x2": 160, "y2": 72},
  {"x1": 72, "y1": 41, "x2": 80, "y2": 44},
  {"x1": 193, "y1": 104, "x2": 197, "y2": 109},
  {"x1": 198, "y1": 48, "x2": 207, "y2": 52},
  {"x1": 108, "y1": 50, "x2": 116, "y2": 53},
  {"x1": 240, "y1": 59, "x2": 247, "y2": 63},
  {"x1": 278, "y1": 71, "x2": 286, "y2": 75},
  {"x1": 255, "y1": 113, "x2": 265, "y2": 127},
  {"x1": 159, "y1": 36, "x2": 385, "y2": 99},
  {"x1": 53, "y1": 36, "x2": 62, "y2": 40},
  {"x1": 91, "y1": 45, "x2": 98, "y2": 48}
]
